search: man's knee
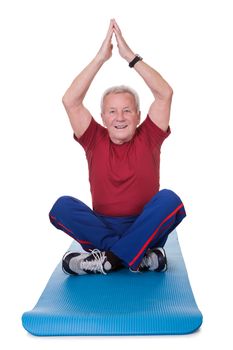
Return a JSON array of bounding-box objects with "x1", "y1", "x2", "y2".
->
[
  {"x1": 49, "y1": 196, "x2": 73, "y2": 220},
  {"x1": 151, "y1": 189, "x2": 183, "y2": 208},
  {"x1": 159, "y1": 189, "x2": 182, "y2": 201}
]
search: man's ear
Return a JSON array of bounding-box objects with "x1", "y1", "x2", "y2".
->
[
  {"x1": 101, "y1": 113, "x2": 106, "y2": 126},
  {"x1": 137, "y1": 111, "x2": 141, "y2": 125}
]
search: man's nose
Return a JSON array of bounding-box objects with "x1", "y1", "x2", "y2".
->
[{"x1": 116, "y1": 112, "x2": 125, "y2": 121}]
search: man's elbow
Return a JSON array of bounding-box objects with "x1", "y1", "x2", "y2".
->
[
  {"x1": 62, "y1": 94, "x2": 77, "y2": 111},
  {"x1": 62, "y1": 93, "x2": 83, "y2": 111},
  {"x1": 164, "y1": 85, "x2": 173, "y2": 100},
  {"x1": 157, "y1": 85, "x2": 173, "y2": 101},
  {"x1": 62, "y1": 94, "x2": 70, "y2": 108}
]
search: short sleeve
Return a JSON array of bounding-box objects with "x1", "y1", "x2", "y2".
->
[
  {"x1": 138, "y1": 115, "x2": 171, "y2": 149},
  {"x1": 73, "y1": 117, "x2": 106, "y2": 153}
]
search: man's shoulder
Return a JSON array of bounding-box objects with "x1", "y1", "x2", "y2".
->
[
  {"x1": 136, "y1": 114, "x2": 171, "y2": 148},
  {"x1": 136, "y1": 115, "x2": 150, "y2": 133},
  {"x1": 74, "y1": 116, "x2": 108, "y2": 151}
]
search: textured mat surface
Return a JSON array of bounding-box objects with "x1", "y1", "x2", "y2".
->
[{"x1": 22, "y1": 231, "x2": 202, "y2": 336}]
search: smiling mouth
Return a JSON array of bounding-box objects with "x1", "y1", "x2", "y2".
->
[{"x1": 114, "y1": 125, "x2": 128, "y2": 129}]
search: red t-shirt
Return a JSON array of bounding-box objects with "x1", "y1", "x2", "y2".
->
[{"x1": 74, "y1": 115, "x2": 170, "y2": 217}]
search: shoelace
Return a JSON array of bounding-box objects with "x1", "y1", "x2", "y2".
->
[
  {"x1": 140, "y1": 254, "x2": 152, "y2": 269},
  {"x1": 129, "y1": 255, "x2": 152, "y2": 273},
  {"x1": 80, "y1": 249, "x2": 107, "y2": 275}
]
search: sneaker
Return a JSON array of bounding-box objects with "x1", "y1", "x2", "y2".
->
[
  {"x1": 62, "y1": 249, "x2": 113, "y2": 276},
  {"x1": 62, "y1": 251, "x2": 90, "y2": 275},
  {"x1": 139, "y1": 247, "x2": 167, "y2": 272}
]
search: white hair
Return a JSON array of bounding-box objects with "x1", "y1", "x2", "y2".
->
[{"x1": 100, "y1": 85, "x2": 140, "y2": 113}]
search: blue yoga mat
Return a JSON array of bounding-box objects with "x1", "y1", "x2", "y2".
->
[{"x1": 22, "y1": 231, "x2": 202, "y2": 336}]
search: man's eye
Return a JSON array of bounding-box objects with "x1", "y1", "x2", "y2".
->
[
  {"x1": 124, "y1": 109, "x2": 131, "y2": 113},
  {"x1": 109, "y1": 110, "x2": 115, "y2": 114}
]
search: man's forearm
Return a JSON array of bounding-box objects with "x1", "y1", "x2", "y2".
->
[
  {"x1": 62, "y1": 55, "x2": 105, "y2": 108},
  {"x1": 112, "y1": 20, "x2": 172, "y2": 101},
  {"x1": 63, "y1": 21, "x2": 114, "y2": 109},
  {"x1": 130, "y1": 57, "x2": 173, "y2": 100}
]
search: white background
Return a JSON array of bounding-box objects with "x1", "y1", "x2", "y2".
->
[{"x1": 1, "y1": 0, "x2": 233, "y2": 348}]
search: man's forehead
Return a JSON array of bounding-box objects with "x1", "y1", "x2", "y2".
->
[{"x1": 104, "y1": 92, "x2": 135, "y2": 105}]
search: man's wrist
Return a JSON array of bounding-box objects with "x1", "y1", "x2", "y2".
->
[
  {"x1": 93, "y1": 54, "x2": 106, "y2": 67},
  {"x1": 124, "y1": 51, "x2": 136, "y2": 63},
  {"x1": 129, "y1": 54, "x2": 143, "y2": 68}
]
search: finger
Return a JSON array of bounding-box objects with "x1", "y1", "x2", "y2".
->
[
  {"x1": 105, "y1": 29, "x2": 113, "y2": 44},
  {"x1": 113, "y1": 31, "x2": 119, "y2": 46},
  {"x1": 113, "y1": 27, "x2": 122, "y2": 43},
  {"x1": 113, "y1": 19, "x2": 121, "y2": 34},
  {"x1": 106, "y1": 19, "x2": 114, "y2": 39}
]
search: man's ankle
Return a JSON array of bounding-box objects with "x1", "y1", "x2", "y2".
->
[{"x1": 105, "y1": 251, "x2": 122, "y2": 270}]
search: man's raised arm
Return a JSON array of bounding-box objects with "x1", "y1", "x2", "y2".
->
[
  {"x1": 62, "y1": 20, "x2": 114, "y2": 138},
  {"x1": 113, "y1": 20, "x2": 173, "y2": 132}
]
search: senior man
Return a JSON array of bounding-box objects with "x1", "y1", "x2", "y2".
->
[{"x1": 49, "y1": 19, "x2": 186, "y2": 276}]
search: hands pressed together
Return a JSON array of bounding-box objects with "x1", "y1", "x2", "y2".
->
[
  {"x1": 97, "y1": 19, "x2": 135, "y2": 64},
  {"x1": 62, "y1": 18, "x2": 172, "y2": 139}
]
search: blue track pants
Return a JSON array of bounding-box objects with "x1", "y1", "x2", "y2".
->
[{"x1": 49, "y1": 189, "x2": 186, "y2": 270}]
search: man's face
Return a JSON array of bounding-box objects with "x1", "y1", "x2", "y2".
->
[{"x1": 101, "y1": 92, "x2": 140, "y2": 144}]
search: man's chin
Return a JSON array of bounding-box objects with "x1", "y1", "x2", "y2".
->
[{"x1": 110, "y1": 133, "x2": 134, "y2": 144}]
